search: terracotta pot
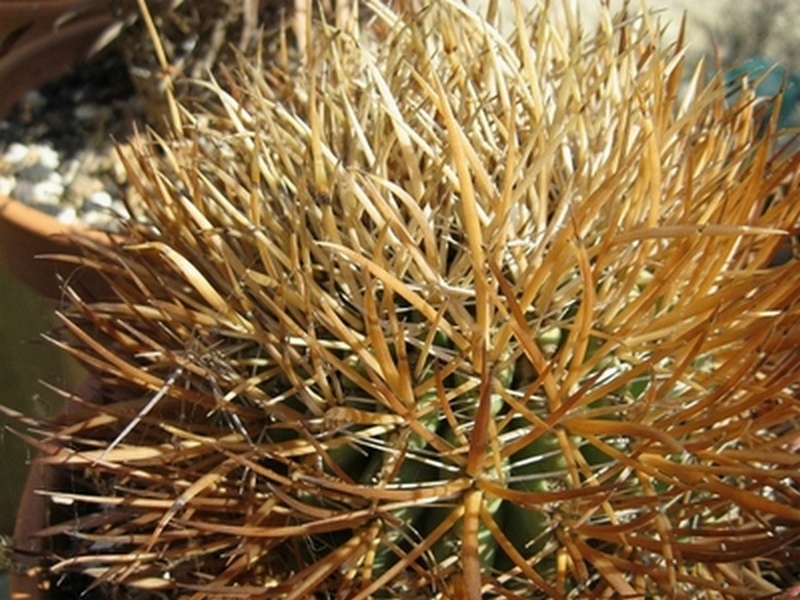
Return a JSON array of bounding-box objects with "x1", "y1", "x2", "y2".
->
[
  {"x1": 0, "y1": 2, "x2": 114, "y2": 300},
  {"x1": 10, "y1": 456, "x2": 62, "y2": 600},
  {"x1": 0, "y1": 1, "x2": 102, "y2": 54},
  {"x1": 10, "y1": 377, "x2": 105, "y2": 600}
]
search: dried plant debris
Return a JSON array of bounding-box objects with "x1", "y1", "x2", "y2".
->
[{"x1": 11, "y1": 1, "x2": 800, "y2": 598}]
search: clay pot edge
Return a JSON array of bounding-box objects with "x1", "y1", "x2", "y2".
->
[{"x1": 0, "y1": 11, "x2": 116, "y2": 299}]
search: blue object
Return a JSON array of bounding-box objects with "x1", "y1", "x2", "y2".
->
[{"x1": 724, "y1": 57, "x2": 800, "y2": 129}]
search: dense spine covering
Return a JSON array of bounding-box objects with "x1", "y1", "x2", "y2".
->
[{"x1": 20, "y1": 1, "x2": 800, "y2": 597}]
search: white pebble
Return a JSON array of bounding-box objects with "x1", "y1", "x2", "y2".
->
[
  {"x1": 75, "y1": 104, "x2": 99, "y2": 121},
  {"x1": 4, "y1": 142, "x2": 30, "y2": 166},
  {"x1": 57, "y1": 206, "x2": 77, "y2": 224},
  {"x1": 88, "y1": 190, "x2": 113, "y2": 208},
  {"x1": 35, "y1": 144, "x2": 60, "y2": 170},
  {"x1": 111, "y1": 199, "x2": 128, "y2": 217},
  {"x1": 60, "y1": 157, "x2": 81, "y2": 182},
  {"x1": 80, "y1": 208, "x2": 121, "y2": 230},
  {"x1": 31, "y1": 179, "x2": 65, "y2": 205},
  {"x1": 17, "y1": 145, "x2": 60, "y2": 181},
  {"x1": 0, "y1": 176, "x2": 15, "y2": 196},
  {"x1": 75, "y1": 104, "x2": 112, "y2": 122}
]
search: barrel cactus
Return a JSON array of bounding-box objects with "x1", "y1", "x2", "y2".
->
[{"x1": 20, "y1": 0, "x2": 800, "y2": 597}]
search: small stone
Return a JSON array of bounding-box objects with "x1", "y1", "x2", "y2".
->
[
  {"x1": 80, "y1": 205, "x2": 124, "y2": 231},
  {"x1": 21, "y1": 89, "x2": 45, "y2": 112},
  {"x1": 11, "y1": 180, "x2": 35, "y2": 204},
  {"x1": 60, "y1": 157, "x2": 82, "y2": 184},
  {"x1": 111, "y1": 199, "x2": 128, "y2": 217},
  {"x1": 75, "y1": 104, "x2": 112, "y2": 122},
  {"x1": 30, "y1": 179, "x2": 65, "y2": 205},
  {"x1": 80, "y1": 211, "x2": 106, "y2": 229},
  {"x1": 57, "y1": 206, "x2": 78, "y2": 224},
  {"x1": 69, "y1": 172, "x2": 104, "y2": 198},
  {"x1": 17, "y1": 145, "x2": 60, "y2": 181},
  {"x1": 0, "y1": 176, "x2": 14, "y2": 196},
  {"x1": 87, "y1": 190, "x2": 114, "y2": 209},
  {"x1": 18, "y1": 163, "x2": 49, "y2": 182},
  {"x1": 35, "y1": 145, "x2": 60, "y2": 171},
  {"x1": 4, "y1": 142, "x2": 31, "y2": 167}
]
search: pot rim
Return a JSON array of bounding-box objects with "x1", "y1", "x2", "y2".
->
[
  {"x1": 9, "y1": 376, "x2": 105, "y2": 600},
  {"x1": 0, "y1": 10, "x2": 116, "y2": 299}
]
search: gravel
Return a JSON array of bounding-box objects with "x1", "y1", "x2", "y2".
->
[{"x1": 0, "y1": 49, "x2": 143, "y2": 232}]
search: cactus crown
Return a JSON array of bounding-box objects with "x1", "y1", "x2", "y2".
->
[{"x1": 27, "y1": 1, "x2": 800, "y2": 598}]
